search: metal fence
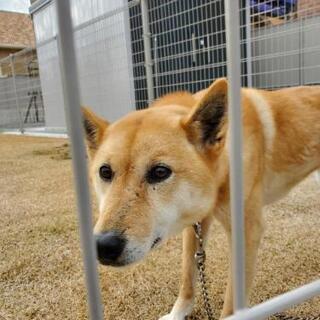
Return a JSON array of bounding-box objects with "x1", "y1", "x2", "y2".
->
[
  {"x1": 129, "y1": 0, "x2": 320, "y2": 109},
  {"x1": 31, "y1": 0, "x2": 320, "y2": 130},
  {"x1": 0, "y1": 47, "x2": 45, "y2": 131},
  {"x1": 32, "y1": 0, "x2": 320, "y2": 319}
]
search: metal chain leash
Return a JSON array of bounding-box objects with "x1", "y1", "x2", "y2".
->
[
  {"x1": 193, "y1": 222, "x2": 215, "y2": 320},
  {"x1": 190, "y1": 223, "x2": 320, "y2": 320}
]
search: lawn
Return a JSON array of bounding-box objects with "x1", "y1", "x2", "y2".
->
[{"x1": 0, "y1": 135, "x2": 319, "y2": 320}]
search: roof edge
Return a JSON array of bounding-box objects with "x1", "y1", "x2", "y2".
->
[
  {"x1": 29, "y1": 0, "x2": 52, "y2": 15},
  {"x1": 0, "y1": 44, "x2": 29, "y2": 50}
]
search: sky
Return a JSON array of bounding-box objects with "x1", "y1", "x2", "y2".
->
[{"x1": 0, "y1": 0, "x2": 30, "y2": 13}]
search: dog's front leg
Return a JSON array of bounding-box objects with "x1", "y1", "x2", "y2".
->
[
  {"x1": 220, "y1": 199, "x2": 264, "y2": 318},
  {"x1": 159, "y1": 216, "x2": 213, "y2": 320},
  {"x1": 158, "y1": 226, "x2": 196, "y2": 320}
]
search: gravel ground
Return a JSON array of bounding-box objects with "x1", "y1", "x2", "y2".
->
[{"x1": 0, "y1": 135, "x2": 319, "y2": 320}]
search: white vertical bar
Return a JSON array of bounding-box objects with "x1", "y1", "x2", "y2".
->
[
  {"x1": 245, "y1": 0, "x2": 252, "y2": 87},
  {"x1": 192, "y1": 32, "x2": 197, "y2": 64},
  {"x1": 225, "y1": 0, "x2": 246, "y2": 312},
  {"x1": 141, "y1": 0, "x2": 154, "y2": 104},
  {"x1": 122, "y1": 0, "x2": 136, "y2": 108},
  {"x1": 54, "y1": 1, "x2": 103, "y2": 319},
  {"x1": 153, "y1": 35, "x2": 159, "y2": 98},
  {"x1": 299, "y1": 18, "x2": 305, "y2": 86}
]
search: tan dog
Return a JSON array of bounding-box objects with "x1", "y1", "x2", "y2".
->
[{"x1": 82, "y1": 78, "x2": 320, "y2": 319}]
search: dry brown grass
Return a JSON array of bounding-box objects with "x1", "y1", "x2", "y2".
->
[{"x1": 0, "y1": 135, "x2": 319, "y2": 320}]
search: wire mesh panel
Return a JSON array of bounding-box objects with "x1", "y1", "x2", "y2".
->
[
  {"x1": 129, "y1": 2, "x2": 148, "y2": 109},
  {"x1": 127, "y1": 0, "x2": 320, "y2": 110},
  {"x1": 249, "y1": 0, "x2": 320, "y2": 89},
  {"x1": 149, "y1": 1, "x2": 228, "y2": 95},
  {"x1": 0, "y1": 56, "x2": 19, "y2": 129},
  {"x1": 128, "y1": 0, "x2": 230, "y2": 109},
  {"x1": 0, "y1": 48, "x2": 45, "y2": 130}
]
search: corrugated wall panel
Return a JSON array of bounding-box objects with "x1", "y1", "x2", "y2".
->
[{"x1": 33, "y1": 0, "x2": 135, "y2": 129}]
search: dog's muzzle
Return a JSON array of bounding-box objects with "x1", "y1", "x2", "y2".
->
[{"x1": 95, "y1": 231, "x2": 126, "y2": 266}]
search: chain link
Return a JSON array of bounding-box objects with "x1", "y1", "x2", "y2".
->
[
  {"x1": 192, "y1": 222, "x2": 215, "y2": 320},
  {"x1": 191, "y1": 222, "x2": 319, "y2": 320}
]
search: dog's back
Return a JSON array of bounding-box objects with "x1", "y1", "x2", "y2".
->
[
  {"x1": 195, "y1": 85, "x2": 320, "y2": 204},
  {"x1": 244, "y1": 86, "x2": 320, "y2": 204}
]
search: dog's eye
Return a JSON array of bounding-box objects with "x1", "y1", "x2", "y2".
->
[
  {"x1": 99, "y1": 164, "x2": 113, "y2": 182},
  {"x1": 147, "y1": 165, "x2": 172, "y2": 184}
]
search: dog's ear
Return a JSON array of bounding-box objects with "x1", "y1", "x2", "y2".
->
[
  {"x1": 181, "y1": 78, "x2": 228, "y2": 146},
  {"x1": 81, "y1": 107, "x2": 109, "y2": 157}
]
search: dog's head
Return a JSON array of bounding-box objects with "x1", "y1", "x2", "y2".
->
[{"x1": 83, "y1": 78, "x2": 228, "y2": 266}]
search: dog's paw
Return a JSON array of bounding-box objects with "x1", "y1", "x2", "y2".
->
[{"x1": 159, "y1": 298, "x2": 193, "y2": 320}]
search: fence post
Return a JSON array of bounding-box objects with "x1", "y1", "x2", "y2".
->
[
  {"x1": 10, "y1": 54, "x2": 24, "y2": 133},
  {"x1": 140, "y1": 0, "x2": 154, "y2": 105},
  {"x1": 54, "y1": 0, "x2": 104, "y2": 319},
  {"x1": 122, "y1": 0, "x2": 137, "y2": 109},
  {"x1": 245, "y1": 0, "x2": 253, "y2": 87},
  {"x1": 298, "y1": 18, "x2": 305, "y2": 86},
  {"x1": 225, "y1": 0, "x2": 246, "y2": 312}
]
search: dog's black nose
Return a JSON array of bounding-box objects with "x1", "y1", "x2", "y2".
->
[{"x1": 95, "y1": 231, "x2": 126, "y2": 265}]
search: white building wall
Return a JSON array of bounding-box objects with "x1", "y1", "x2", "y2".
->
[{"x1": 32, "y1": 0, "x2": 135, "y2": 130}]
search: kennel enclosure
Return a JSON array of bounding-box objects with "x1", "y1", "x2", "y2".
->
[
  {"x1": 27, "y1": 0, "x2": 320, "y2": 319},
  {"x1": 26, "y1": 0, "x2": 320, "y2": 131}
]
